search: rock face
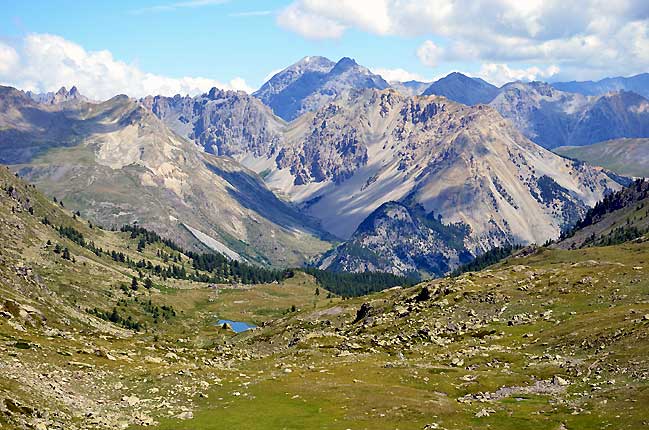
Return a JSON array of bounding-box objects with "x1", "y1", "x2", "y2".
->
[
  {"x1": 422, "y1": 72, "x2": 499, "y2": 106},
  {"x1": 552, "y1": 73, "x2": 649, "y2": 99},
  {"x1": 490, "y1": 83, "x2": 649, "y2": 148},
  {"x1": 253, "y1": 56, "x2": 389, "y2": 121},
  {"x1": 0, "y1": 85, "x2": 330, "y2": 266},
  {"x1": 141, "y1": 88, "x2": 285, "y2": 158}
]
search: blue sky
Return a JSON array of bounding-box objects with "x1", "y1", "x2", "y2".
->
[
  {"x1": 1, "y1": 0, "x2": 450, "y2": 89},
  {"x1": 0, "y1": 1, "x2": 647, "y2": 99}
]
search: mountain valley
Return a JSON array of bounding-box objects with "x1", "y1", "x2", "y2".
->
[{"x1": 2, "y1": 4, "x2": 649, "y2": 429}]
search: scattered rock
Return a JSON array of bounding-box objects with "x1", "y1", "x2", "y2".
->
[
  {"x1": 553, "y1": 375, "x2": 569, "y2": 386},
  {"x1": 450, "y1": 357, "x2": 464, "y2": 367},
  {"x1": 354, "y1": 303, "x2": 372, "y2": 323},
  {"x1": 475, "y1": 408, "x2": 495, "y2": 417},
  {"x1": 175, "y1": 411, "x2": 193, "y2": 420}
]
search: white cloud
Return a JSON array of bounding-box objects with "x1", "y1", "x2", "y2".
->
[
  {"x1": 229, "y1": 10, "x2": 273, "y2": 17},
  {"x1": 262, "y1": 68, "x2": 284, "y2": 83},
  {"x1": 131, "y1": 0, "x2": 228, "y2": 14},
  {"x1": 0, "y1": 42, "x2": 19, "y2": 75},
  {"x1": 477, "y1": 63, "x2": 561, "y2": 86},
  {"x1": 278, "y1": 0, "x2": 649, "y2": 80},
  {"x1": 371, "y1": 67, "x2": 427, "y2": 83},
  {"x1": 0, "y1": 33, "x2": 252, "y2": 99},
  {"x1": 416, "y1": 41, "x2": 444, "y2": 68},
  {"x1": 276, "y1": 2, "x2": 346, "y2": 39}
]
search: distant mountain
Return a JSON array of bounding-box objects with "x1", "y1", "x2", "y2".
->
[
  {"x1": 253, "y1": 56, "x2": 389, "y2": 121},
  {"x1": 490, "y1": 82, "x2": 649, "y2": 148},
  {"x1": 422, "y1": 72, "x2": 499, "y2": 105},
  {"x1": 552, "y1": 73, "x2": 649, "y2": 99},
  {"x1": 0, "y1": 85, "x2": 330, "y2": 266},
  {"x1": 26, "y1": 86, "x2": 87, "y2": 105},
  {"x1": 389, "y1": 80, "x2": 430, "y2": 96},
  {"x1": 555, "y1": 138, "x2": 649, "y2": 178}
]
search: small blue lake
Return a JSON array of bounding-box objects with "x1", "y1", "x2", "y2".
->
[{"x1": 216, "y1": 319, "x2": 256, "y2": 333}]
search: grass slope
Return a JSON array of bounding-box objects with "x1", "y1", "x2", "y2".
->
[{"x1": 555, "y1": 138, "x2": 649, "y2": 178}]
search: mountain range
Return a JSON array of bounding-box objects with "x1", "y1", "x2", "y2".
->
[
  {"x1": 2, "y1": 135, "x2": 648, "y2": 430},
  {"x1": 2, "y1": 55, "x2": 646, "y2": 277},
  {"x1": 551, "y1": 73, "x2": 649, "y2": 99},
  {"x1": 139, "y1": 84, "x2": 622, "y2": 276}
]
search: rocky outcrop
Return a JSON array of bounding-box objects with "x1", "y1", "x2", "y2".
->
[
  {"x1": 141, "y1": 88, "x2": 285, "y2": 158},
  {"x1": 26, "y1": 86, "x2": 87, "y2": 105}
]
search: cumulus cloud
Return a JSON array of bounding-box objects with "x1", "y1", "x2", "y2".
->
[
  {"x1": 477, "y1": 64, "x2": 561, "y2": 86},
  {"x1": 276, "y1": 3, "x2": 346, "y2": 39},
  {"x1": 278, "y1": 0, "x2": 649, "y2": 80},
  {"x1": 416, "y1": 41, "x2": 444, "y2": 68},
  {"x1": 0, "y1": 33, "x2": 253, "y2": 100},
  {"x1": 0, "y1": 42, "x2": 19, "y2": 75},
  {"x1": 371, "y1": 67, "x2": 428, "y2": 83}
]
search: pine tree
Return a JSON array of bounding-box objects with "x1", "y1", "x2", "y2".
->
[{"x1": 131, "y1": 277, "x2": 139, "y2": 290}]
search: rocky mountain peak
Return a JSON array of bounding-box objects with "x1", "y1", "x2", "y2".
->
[
  {"x1": 26, "y1": 85, "x2": 87, "y2": 105},
  {"x1": 253, "y1": 56, "x2": 388, "y2": 121},
  {"x1": 330, "y1": 57, "x2": 358, "y2": 73}
]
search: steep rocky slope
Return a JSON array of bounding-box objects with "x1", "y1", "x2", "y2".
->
[
  {"x1": 490, "y1": 83, "x2": 649, "y2": 148},
  {"x1": 555, "y1": 138, "x2": 649, "y2": 178},
  {"x1": 0, "y1": 86, "x2": 330, "y2": 266},
  {"x1": 422, "y1": 72, "x2": 500, "y2": 105},
  {"x1": 253, "y1": 56, "x2": 389, "y2": 121},
  {"x1": 141, "y1": 83, "x2": 625, "y2": 276}
]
